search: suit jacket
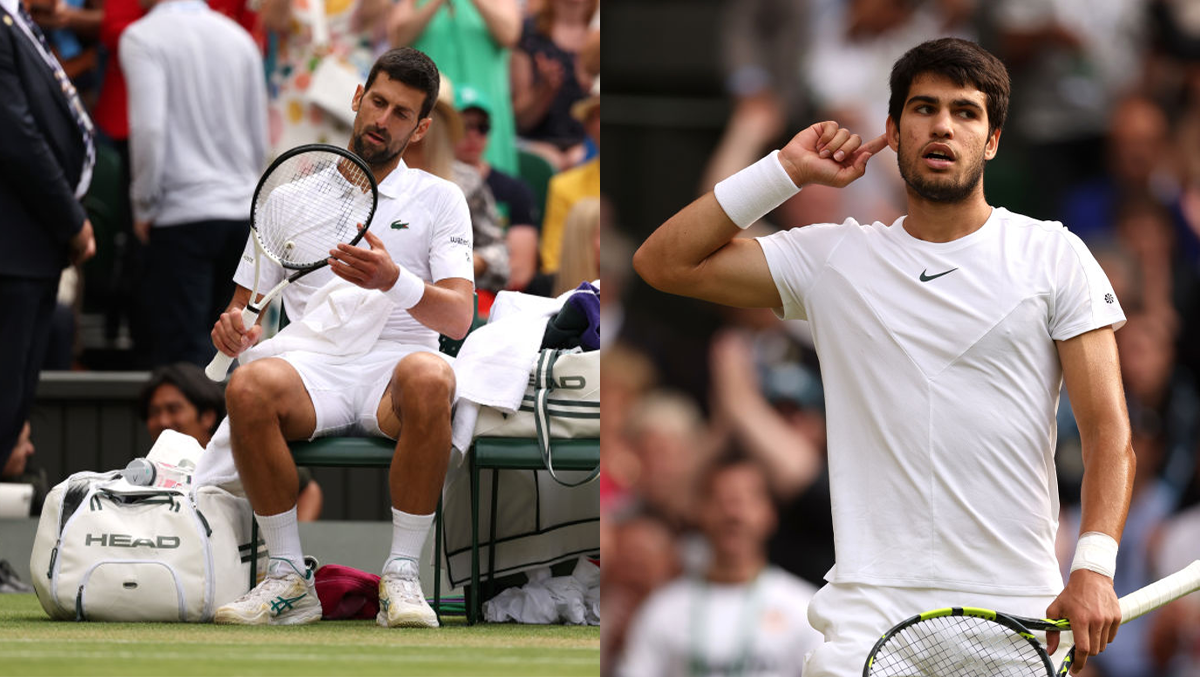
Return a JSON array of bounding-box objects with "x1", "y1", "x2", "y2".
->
[{"x1": 0, "y1": 5, "x2": 88, "y2": 280}]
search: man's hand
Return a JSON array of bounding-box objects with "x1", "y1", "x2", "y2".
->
[
  {"x1": 133, "y1": 219, "x2": 152, "y2": 244},
  {"x1": 1045, "y1": 569, "x2": 1122, "y2": 673},
  {"x1": 69, "y1": 218, "x2": 96, "y2": 266},
  {"x1": 211, "y1": 306, "x2": 262, "y2": 358},
  {"x1": 777, "y1": 121, "x2": 888, "y2": 190},
  {"x1": 328, "y1": 227, "x2": 401, "y2": 291}
]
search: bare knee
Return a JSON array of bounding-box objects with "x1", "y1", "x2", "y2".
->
[
  {"x1": 390, "y1": 353, "x2": 455, "y2": 418},
  {"x1": 226, "y1": 359, "x2": 298, "y2": 420}
]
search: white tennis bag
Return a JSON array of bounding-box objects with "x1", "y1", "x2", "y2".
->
[{"x1": 30, "y1": 472, "x2": 258, "y2": 622}]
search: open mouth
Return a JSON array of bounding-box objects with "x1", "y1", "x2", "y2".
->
[
  {"x1": 922, "y1": 147, "x2": 955, "y2": 169},
  {"x1": 366, "y1": 131, "x2": 387, "y2": 145}
]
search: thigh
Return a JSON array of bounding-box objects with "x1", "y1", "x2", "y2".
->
[{"x1": 367, "y1": 346, "x2": 454, "y2": 439}]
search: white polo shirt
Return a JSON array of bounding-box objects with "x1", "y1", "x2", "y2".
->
[
  {"x1": 756, "y1": 207, "x2": 1125, "y2": 595},
  {"x1": 234, "y1": 159, "x2": 474, "y2": 348}
]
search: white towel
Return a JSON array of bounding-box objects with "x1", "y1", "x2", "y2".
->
[
  {"x1": 194, "y1": 278, "x2": 394, "y2": 491},
  {"x1": 449, "y1": 290, "x2": 570, "y2": 460}
]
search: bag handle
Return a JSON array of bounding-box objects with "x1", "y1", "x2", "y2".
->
[{"x1": 533, "y1": 349, "x2": 599, "y2": 487}]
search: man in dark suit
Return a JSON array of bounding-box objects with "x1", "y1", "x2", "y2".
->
[{"x1": 0, "y1": 0, "x2": 96, "y2": 470}]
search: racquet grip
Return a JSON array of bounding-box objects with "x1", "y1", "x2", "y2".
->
[
  {"x1": 204, "y1": 306, "x2": 261, "y2": 381},
  {"x1": 1120, "y1": 560, "x2": 1200, "y2": 623}
]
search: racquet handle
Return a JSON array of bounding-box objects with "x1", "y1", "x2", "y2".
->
[
  {"x1": 1120, "y1": 560, "x2": 1200, "y2": 623},
  {"x1": 204, "y1": 306, "x2": 260, "y2": 381}
]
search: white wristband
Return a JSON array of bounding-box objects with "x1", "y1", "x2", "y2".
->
[
  {"x1": 1070, "y1": 531, "x2": 1118, "y2": 579},
  {"x1": 713, "y1": 150, "x2": 801, "y2": 229},
  {"x1": 383, "y1": 265, "x2": 425, "y2": 310}
]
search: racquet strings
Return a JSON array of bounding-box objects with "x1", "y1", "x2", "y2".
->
[
  {"x1": 870, "y1": 615, "x2": 1049, "y2": 677},
  {"x1": 254, "y1": 151, "x2": 375, "y2": 268}
]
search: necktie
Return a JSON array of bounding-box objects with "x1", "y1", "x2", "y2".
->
[{"x1": 13, "y1": 2, "x2": 95, "y2": 199}]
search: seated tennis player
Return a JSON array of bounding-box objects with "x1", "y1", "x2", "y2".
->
[
  {"x1": 208, "y1": 47, "x2": 474, "y2": 628},
  {"x1": 634, "y1": 38, "x2": 1134, "y2": 675}
]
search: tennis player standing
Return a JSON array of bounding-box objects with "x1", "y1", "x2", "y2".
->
[{"x1": 634, "y1": 38, "x2": 1134, "y2": 676}]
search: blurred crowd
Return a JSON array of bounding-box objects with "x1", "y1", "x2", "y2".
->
[{"x1": 603, "y1": 1, "x2": 1200, "y2": 675}]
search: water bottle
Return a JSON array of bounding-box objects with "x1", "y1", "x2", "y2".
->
[{"x1": 122, "y1": 458, "x2": 193, "y2": 489}]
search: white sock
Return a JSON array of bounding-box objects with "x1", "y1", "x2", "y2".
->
[
  {"x1": 255, "y1": 507, "x2": 305, "y2": 575},
  {"x1": 387, "y1": 507, "x2": 434, "y2": 571}
]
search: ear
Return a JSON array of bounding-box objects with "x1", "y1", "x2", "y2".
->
[
  {"x1": 886, "y1": 115, "x2": 900, "y2": 153},
  {"x1": 984, "y1": 127, "x2": 1001, "y2": 160},
  {"x1": 408, "y1": 116, "x2": 433, "y2": 145},
  {"x1": 351, "y1": 84, "x2": 365, "y2": 113}
]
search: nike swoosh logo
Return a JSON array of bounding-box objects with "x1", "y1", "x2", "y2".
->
[{"x1": 919, "y1": 268, "x2": 958, "y2": 282}]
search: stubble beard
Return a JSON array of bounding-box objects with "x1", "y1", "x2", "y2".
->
[
  {"x1": 351, "y1": 127, "x2": 413, "y2": 170},
  {"x1": 897, "y1": 141, "x2": 987, "y2": 204}
]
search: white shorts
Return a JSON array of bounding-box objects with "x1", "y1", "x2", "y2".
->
[
  {"x1": 276, "y1": 342, "x2": 454, "y2": 440},
  {"x1": 803, "y1": 582, "x2": 1060, "y2": 677}
]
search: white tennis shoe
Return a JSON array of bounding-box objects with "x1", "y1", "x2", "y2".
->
[
  {"x1": 214, "y1": 557, "x2": 322, "y2": 626},
  {"x1": 377, "y1": 558, "x2": 439, "y2": 628}
]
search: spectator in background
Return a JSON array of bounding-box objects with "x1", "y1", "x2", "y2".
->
[
  {"x1": 453, "y1": 84, "x2": 541, "y2": 292},
  {"x1": 259, "y1": 0, "x2": 391, "y2": 155},
  {"x1": 25, "y1": 0, "x2": 101, "y2": 105},
  {"x1": 698, "y1": 0, "x2": 811, "y2": 197},
  {"x1": 617, "y1": 455, "x2": 824, "y2": 677},
  {"x1": 511, "y1": 0, "x2": 596, "y2": 171},
  {"x1": 404, "y1": 77, "x2": 509, "y2": 306},
  {"x1": 622, "y1": 390, "x2": 712, "y2": 535},
  {"x1": 600, "y1": 514, "x2": 680, "y2": 677},
  {"x1": 138, "y1": 363, "x2": 323, "y2": 521},
  {"x1": 991, "y1": 0, "x2": 1149, "y2": 218},
  {"x1": 550, "y1": 196, "x2": 599, "y2": 296},
  {"x1": 539, "y1": 80, "x2": 598, "y2": 275},
  {"x1": 391, "y1": 0, "x2": 521, "y2": 175},
  {"x1": 0, "y1": 0, "x2": 96, "y2": 487},
  {"x1": 120, "y1": 0, "x2": 269, "y2": 368},
  {"x1": 708, "y1": 330, "x2": 835, "y2": 587}
]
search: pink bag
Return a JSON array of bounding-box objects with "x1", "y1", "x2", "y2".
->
[{"x1": 314, "y1": 564, "x2": 380, "y2": 620}]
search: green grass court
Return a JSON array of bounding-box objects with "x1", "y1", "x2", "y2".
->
[{"x1": 0, "y1": 594, "x2": 600, "y2": 676}]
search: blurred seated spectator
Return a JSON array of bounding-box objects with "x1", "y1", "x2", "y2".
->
[
  {"x1": 259, "y1": 0, "x2": 390, "y2": 155},
  {"x1": 539, "y1": 80, "x2": 598, "y2": 275},
  {"x1": 404, "y1": 78, "x2": 510, "y2": 307},
  {"x1": 992, "y1": 0, "x2": 1150, "y2": 217},
  {"x1": 599, "y1": 341, "x2": 658, "y2": 513},
  {"x1": 600, "y1": 513, "x2": 680, "y2": 677},
  {"x1": 453, "y1": 84, "x2": 541, "y2": 292},
  {"x1": 708, "y1": 328, "x2": 835, "y2": 587},
  {"x1": 391, "y1": 0, "x2": 521, "y2": 174},
  {"x1": 511, "y1": 0, "x2": 596, "y2": 171},
  {"x1": 616, "y1": 455, "x2": 823, "y2": 677},
  {"x1": 139, "y1": 363, "x2": 323, "y2": 520},
  {"x1": 527, "y1": 196, "x2": 599, "y2": 297}
]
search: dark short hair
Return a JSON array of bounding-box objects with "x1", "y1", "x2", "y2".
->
[
  {"x1": 139, "y1": 362, "x2": 226, "y2": 436},
  {"x1": 696, "y1": 449, "x2": 766, "y2": 497},
  {"x1": 889, "y1": 38, "x2": 1010, "y2": 136},
  {"x1": 364, "y1": 47, "x2": 440, "y2": 120}
]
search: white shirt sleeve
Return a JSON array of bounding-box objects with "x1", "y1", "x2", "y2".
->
[
  {"x1": 428, "y1": 184, "x2": 475, "y2": 284},
  {"x1": 119, "y1": 28, "x2": 167, "y2": 224},
  {"x1": 755, "y1": 220, "x2": 855, "y2": 320},
  {"x1": 1049, "y1": 230, "x2": 1126, "y2": 340}
]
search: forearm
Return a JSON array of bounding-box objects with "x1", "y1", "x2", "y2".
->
[
  {"x1": 469, "y1": 0, "x2": 520, "y2": 48},
  {"x1": 729, "y1": 402, "x2": 821, "y2": 499},
  {"x1": 65, "y1": 7, "x2": 103, "y2": 39},
  {"x1": 121, "y1": 39, "x2": 166, "y2": 223},
  {"x1": 387, "y1": 0, "x2": 444, "y2": 48},
  {"x1": 404, "y1": 280, "x2": 474, "y2": 339},
  {"x1": 1077, "y1": 428, "x2": 1135, "y2": 541}
]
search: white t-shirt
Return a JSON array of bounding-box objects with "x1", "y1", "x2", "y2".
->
[
  {"x1": 618, "y1": 568, "x2": 823, "y2": 677},
  {"x1": 756, "y1": 207, "x2": 1125, "y2": 595},
  {"x1": 234, "y1": 159, "x2": 474, "y2": 348}
]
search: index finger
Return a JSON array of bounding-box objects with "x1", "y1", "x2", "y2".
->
[{"x1": 862, "y1": 133, "x2": 889, "y2": 155}]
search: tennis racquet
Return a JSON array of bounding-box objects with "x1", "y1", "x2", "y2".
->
[
  {"x1": 863, "y1": 560, "x2": 1200, "y2": 676},
  {"x1": 205, "y1": 144, "x2": 379, "y2": 381}
]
